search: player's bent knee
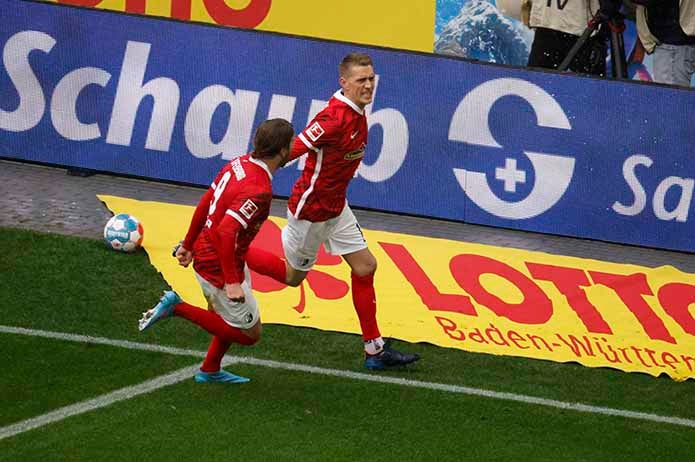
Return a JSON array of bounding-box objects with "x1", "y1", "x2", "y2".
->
[
  {"x1": 344, "y1": 249, "x2": 377, "y2": 276},
  {"x1": 352, "y1": 259, "x2": 377, "y2": 277}
]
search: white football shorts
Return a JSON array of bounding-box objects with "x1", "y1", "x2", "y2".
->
[
  {"x1": 194, "y1": 267, "x2": 259, "y2": 330},
  {"x1": 282, "y1": 203, "x2": 367, "y2": 271}
]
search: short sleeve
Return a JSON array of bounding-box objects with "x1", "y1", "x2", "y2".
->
[
  {"x1": 296, "y1": 111, "x2": 342, "y2": 153},
  {"x1": 223, "y1": 185, "x2": 271, "y2": 231}
]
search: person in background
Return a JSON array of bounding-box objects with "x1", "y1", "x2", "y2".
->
[
  {"x1": 526, "y1": 0, "x2": 608, "y2": 76},
  {"x1": 635, "y1": 0, "x2": 695, "y2": 87}
]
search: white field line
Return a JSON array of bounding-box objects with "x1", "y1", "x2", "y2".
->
[
  {"x1": 0, "y1": 359, "x2": 227, "y2": 441},
  {"x1": 2, "y1": 325, "x2": 695, "y2": 432}
]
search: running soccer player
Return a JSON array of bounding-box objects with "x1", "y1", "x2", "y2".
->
[
  {"x1": 138, "y1": 118, "x2": 294, "y2": 383},
  {"x1": 246, "y1": 53, "x2": 420, "y2": 370}
]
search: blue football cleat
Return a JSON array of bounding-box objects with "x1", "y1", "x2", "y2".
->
[
  {"x1": 138, "y1": 290, "x2": 181, "y2": 331},
  {"x1": 194, "y1": 370, "x2": 250, "y2": 384},
  {"x1": 364, "y1": 341, "x2": 420, "y2": 371}
]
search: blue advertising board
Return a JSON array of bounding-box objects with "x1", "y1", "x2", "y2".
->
[{"x1": 2, "y1": 0, "x2": 694, "y2": 252}]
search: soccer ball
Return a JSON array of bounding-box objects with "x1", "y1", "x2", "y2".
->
[{"x1": 103, "y1": 214, "x2": 144, "y2": 252}]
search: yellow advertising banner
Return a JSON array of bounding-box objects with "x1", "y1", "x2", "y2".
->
[
  {"x1": 44, "y1": 0, "x2": 436, "y2": 52},
  {"x1": 100, "y1": 195, "x2": 695, "y2": 381}
]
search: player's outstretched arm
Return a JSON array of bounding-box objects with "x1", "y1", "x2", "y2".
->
[
  {"x1": 181, "y1": 188, "x2": 214, "y2": 251},
  {"x1": 216, "y1": 214, "x2": 245, "y2": 302},
  {"x1": 287, "y1": 135, "x2": 311, "y2": 162}
]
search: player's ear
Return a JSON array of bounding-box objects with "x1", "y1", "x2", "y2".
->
[{"x1": 278, "y1": 146, "x2": 290, "y2": 165}]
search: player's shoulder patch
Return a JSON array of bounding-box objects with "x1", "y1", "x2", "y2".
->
[
  {"x1": 306, "y1": 121, "x2": 325, "y2": 142},
  {"x1": 239, "y1": 199, "x2": 259, "y2": 220}
]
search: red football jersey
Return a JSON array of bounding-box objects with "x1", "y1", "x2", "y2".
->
[
  {"x1": 183, "y1": 154, "x2": 273, "y2": 289},
  {"x1": 287, "y1": 90, "x2": 368, "y2": 222}
]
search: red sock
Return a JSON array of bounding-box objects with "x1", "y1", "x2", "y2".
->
[
  {"x1": 201, "y1": 336, "x2": 230, "y2": 372},
  {"x1": 351, "y1": 272, "x2": 381, "y2": 341},
  {"x1": 246, "y1": 246, "x2": 287, "y2": 283},
  {"x1": 173, "y1": 302, "x2": 256, "y2": 345}
]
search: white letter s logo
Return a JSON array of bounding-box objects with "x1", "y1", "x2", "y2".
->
[{"x1": 449, "y1": 78, "x2": 575, "y2": 219}]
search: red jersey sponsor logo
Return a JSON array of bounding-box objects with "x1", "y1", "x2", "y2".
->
[{"x1": 344, "y1": 148, "x2": 365, "y2": 160}]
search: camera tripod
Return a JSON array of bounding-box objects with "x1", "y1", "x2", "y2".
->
[{"x1": 558, "y1": 10, "x2": 628, "y2": 79}]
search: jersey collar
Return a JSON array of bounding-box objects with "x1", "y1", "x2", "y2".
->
[
  {"x1": 334, "y1": 90, "x2": 364, "y2": 115},
  {"x1": 249, "y1": 156, "x2": 273, "y2": 180}
]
